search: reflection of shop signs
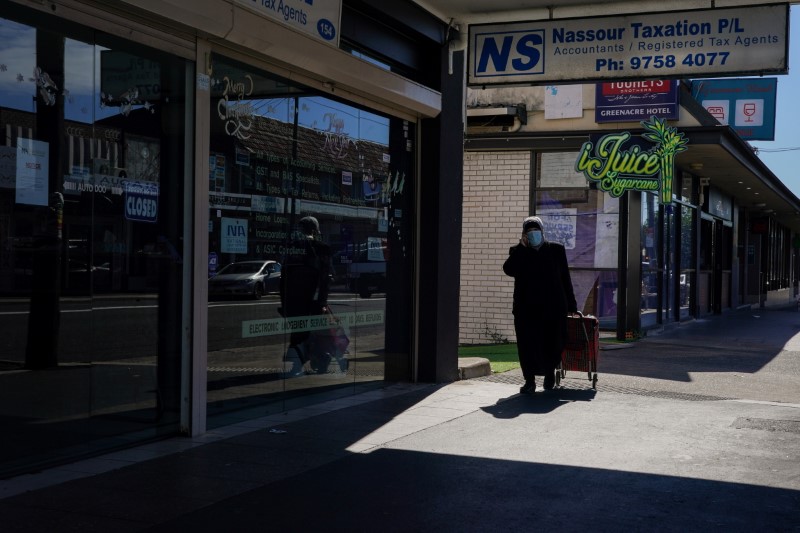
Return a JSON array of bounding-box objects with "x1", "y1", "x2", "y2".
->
[
  {"x1": 296, "y1": 199, "x2": 380, "y2": 219},
  {"x1": 322, "y1": 112, "x2": 356, "y2": 159},
  {"x1": 217, "y1": 75, "x2": 255, "y2": 140},
  {"x1": 367, "y1": 237, "x2": 386, "y2": 261},
  {"x1": 221, "y1": 217, "x2": 248, "y2": 254},
  {"x1": 242, "y1": 310, "x2": 384, "y2": 338},
  {"x1": 124, "y1": 181, "x2": 159, "y2": 223}
]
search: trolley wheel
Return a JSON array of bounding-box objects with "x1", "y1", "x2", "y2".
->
[
  {"x1": 592, "y1": 374, "x2": 598, "y2": 389},
  {"x1": 555, "y1": 369, "x2": 561, "y2": 387}
]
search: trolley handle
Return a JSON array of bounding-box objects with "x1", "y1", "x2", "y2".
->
[{"x1": 567, "y1": 311, "x2": 591, "y2": 344}]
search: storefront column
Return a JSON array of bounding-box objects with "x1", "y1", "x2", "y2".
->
[
  {"x1": 25, "y1": 28, "x2": 65, "y2": 369},
  {"x1": 189, "y1": 39, "x2": 211, "y2": 436},
  {"x1": 416, "y1": 47, "x2": 463, "y2": 382},
  {"x1": 619, "y1": 192, "x2": 642, "y2": 340}
]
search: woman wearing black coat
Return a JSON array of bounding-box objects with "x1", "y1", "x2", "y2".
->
[{"x1": 503, "y1": 216, "x2": 577, "y2": 393}]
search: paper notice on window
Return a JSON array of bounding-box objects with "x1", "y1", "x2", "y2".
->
[{"x1": 16, "y1": 139, "x2": 49, "y2": 206}]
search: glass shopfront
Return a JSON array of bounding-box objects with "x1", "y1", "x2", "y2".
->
[
  {"x1": 534, "y1": 152, "x2": 619, "y2": 330},
  {"x1": 641, "y1": 185, "x2": 697, "y2": 327},
  {"x1": 205, "y1": 55, "x2": 415, "y2": 421},
  {"x1": 0, "y1": 8, "x2": 189, "y2": 477}
]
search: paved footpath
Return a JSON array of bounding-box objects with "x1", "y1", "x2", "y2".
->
[{"x1": 2, "y1": 307, "x2": 799, "y2": 532}]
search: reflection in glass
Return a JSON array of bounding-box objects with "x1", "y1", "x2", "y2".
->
[
  {"x1": 641, "y1": 193, "x2": 660, "y2": 328},
  {"x1": 679, "y1": 204, "x2": 695, "y2": 318},
  {"x1": 206, "y1": 55, "x2": 413, "y2": 421},
  {"x1": 0, "y1": 13, "x2": 185, "y2": 476},
  {"x1": 535, "y1": 153, "x2": 618, "y2": 329}
]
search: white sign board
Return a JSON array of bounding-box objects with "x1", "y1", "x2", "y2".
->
[
  {"x1": 234, "y1": 0, "x2": 341, "y2": 46},
  {"x1": 221, "y1": 217, "x2": 248, "y2": 254},
  {"x1": 468, "y1": 4, "x2": 788, "y2": 86},
  {"x1": 16, "y1": 139, "x2": 49, "y2": 206}
]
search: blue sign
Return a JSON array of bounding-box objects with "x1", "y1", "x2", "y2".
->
[
  {"x1": 124, "y1": 181, "x2": 158, "y2": 223},
  {"x1": 690, "y1": 78, "x2": 777, "y2": 140},
  {"x1": 209, "y1": 252, "x2": 218, "y2": 274},
  {"x1": 473, "y1": 30, "x2": 545, "y2": 79},
  {"x1": 595, "y1": 80, "x2": 679, "y2": 123}
]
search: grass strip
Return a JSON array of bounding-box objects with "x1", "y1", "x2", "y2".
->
[{"x1": 458, "y1": 343, "x2": 519, "y2": 374}]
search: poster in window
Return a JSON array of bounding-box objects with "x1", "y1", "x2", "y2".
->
[
  {"x1": 595, "y1": 213, "x2": 619, "y2": 268},
  {"x1": 16, "y1": 138, "x2": 48, "y2": 206},
  {"x1": 221, "y1": 217, "x2": 248, "y2": 254},
  {"x1": 539, "y1": 208, "x2": 577, "y2": 250}
]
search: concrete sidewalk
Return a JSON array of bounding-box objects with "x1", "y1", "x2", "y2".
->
[{"x1": 2, "y1": 307, "x2": 800, "y2": 531}]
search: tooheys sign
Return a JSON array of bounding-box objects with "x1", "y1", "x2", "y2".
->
[{"x1": 468, "y1": 4, "x2": 788, "y2": 86}]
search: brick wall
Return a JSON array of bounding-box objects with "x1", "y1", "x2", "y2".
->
[{"x1": 460, "y1": 151, "x2": 530, "y2": 345}]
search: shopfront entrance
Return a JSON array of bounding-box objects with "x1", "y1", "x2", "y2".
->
[
  {"x1": 204, "y1": 54, "x2": 416, "y2": 421},
  {"x1": 700, "y1": 215, "x2": 733, "y2": 315}
]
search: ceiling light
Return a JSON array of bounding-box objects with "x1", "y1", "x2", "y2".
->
[{"x1": 690, "y1": 163, "x2": 703, "y2": 170}]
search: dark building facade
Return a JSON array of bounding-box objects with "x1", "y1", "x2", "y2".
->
[{"x1": 0, "y1": 0, "x2": 463, "y2": 478}]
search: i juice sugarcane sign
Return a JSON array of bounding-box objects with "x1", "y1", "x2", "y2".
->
[{"x1": 575, "y1": 116, "x2": 688, "y2": 204}]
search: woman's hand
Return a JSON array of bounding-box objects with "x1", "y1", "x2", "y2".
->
[{"x1": 520, "y1": 232, "x2": 528, "y2": 247}]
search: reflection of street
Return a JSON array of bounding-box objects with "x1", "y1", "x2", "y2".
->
[
  {"x1": 206, "y1": 293, "x2": 387, "y2": 411},
  {"x1": 0, "y1": 291, "x2": 388, "y2": 422},
  {"x1": 0, "y1": 296, "x2": 161, "y2": 363}
]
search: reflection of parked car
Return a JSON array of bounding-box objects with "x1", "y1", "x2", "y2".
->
[
  {"x1": 208, "y1": 260, "x2": 281, "y2": 300},
  {"x1": 345, "y1": 240, "x2": 387, "y2": 298}
]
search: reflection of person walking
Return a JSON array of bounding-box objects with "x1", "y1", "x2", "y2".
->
[
  {"x1": 280, "y1": 216, "x2": 331, "y2": 376},
  {"x1": 503, "y1": 216, "x2": 577, "y2": 394}
]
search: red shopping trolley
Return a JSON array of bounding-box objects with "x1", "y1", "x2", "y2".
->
[{"x1": 556, "y1": 311, "x2": 599, "y2": 389}]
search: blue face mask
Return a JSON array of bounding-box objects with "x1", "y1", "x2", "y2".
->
[{"x1": 527, "y1": 229, "x2": 543, "y2": 247}]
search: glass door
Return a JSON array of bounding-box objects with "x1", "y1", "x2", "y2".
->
[
  {"x1": 205, "y1": 55, "x2": 415, "y2": 423},
  {"x1": 0, "y1": 10, "x2": 188, "y2": 477}
]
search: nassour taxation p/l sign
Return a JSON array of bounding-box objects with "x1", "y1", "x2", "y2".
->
[{"x1": 468, "y1": 4, "x2": 788, "y2": 87}]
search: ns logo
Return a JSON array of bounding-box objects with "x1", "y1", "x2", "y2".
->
[{"x1": 473, "y1": 30, "x2": 545, "y2": 78}]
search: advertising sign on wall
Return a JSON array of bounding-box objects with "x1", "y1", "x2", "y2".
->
[
  {"x1": 595, "y1": 80, "x2": 679, "y2": 123},
  {"x1": 234, "y1": 0, "x2": 342, "y2": 46},
  {"x1": 690, "y1": 78, "x2": 777, "y2": 140},
  {"x1": 468, "y1": 4, "x2": 788, "y2": 86},
  {"x1": 575, "y1": 117, "x2": 689, "y2": 204}
]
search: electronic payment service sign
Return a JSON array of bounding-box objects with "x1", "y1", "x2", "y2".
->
[{"x1": 468, "y1": 4, "x2": 787, "y2": 87}]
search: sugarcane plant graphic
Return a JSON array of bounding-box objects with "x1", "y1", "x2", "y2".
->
[{"x1": 641, "y1": 116, "x2": 689, "y2": 204}]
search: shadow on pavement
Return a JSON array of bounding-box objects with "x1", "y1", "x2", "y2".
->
[
  {"x1": 145, "y1": 448, "x2": 800, "y2": 532},
  {"x1": 482, "y1": 388, "x2": 597, "y2": 418},
  {"x1": 601, "y1": 307, "x2": 800, "y2": 383}
]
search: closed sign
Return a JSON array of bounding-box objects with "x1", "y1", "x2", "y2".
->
[{"x1": 124, "y1": 181, "x2": 159, "y2": 223}]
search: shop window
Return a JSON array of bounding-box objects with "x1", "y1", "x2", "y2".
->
[
  {"x1": 641, "y1": 193, "x2": 660, "y2": 327},
  {"x1": 0, "y1": 11, "x2": 188, "y2": 477},
  {"x1": 206, "y1": 55, "x2": 415, "y2": 420},
  {"x1": 535, "y1": 152, "x2": 618, "y2": 328}
]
